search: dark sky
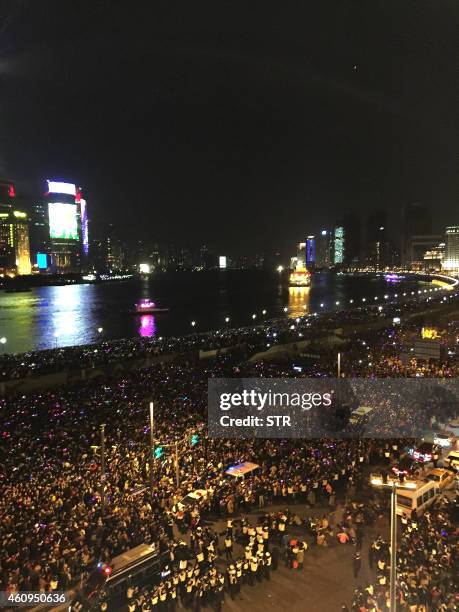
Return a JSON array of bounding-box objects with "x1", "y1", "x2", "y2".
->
[{"x1": 0, "y1": 1, "x2": 457, "y2": 254}]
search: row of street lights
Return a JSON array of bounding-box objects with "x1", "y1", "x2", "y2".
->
[{"x1": 187, "y1": 286, "x2": 453, "y2": 330}]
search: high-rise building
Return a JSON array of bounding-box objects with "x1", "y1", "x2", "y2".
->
[
  {"x1": 401, "y1": 203, "x2": 432, "y2": 266},
  {"x1": 306, "y1": 236, "x2": 315, "y2": 269},
  {"x1": 365, "y1": 210, "x2": 388, "y2": 270},
  {"x1": 29, "y1": 201, "x2": 50, "y2": 266},
  {"x1": 333, "y1": 226, "x2": 345, "y2": 264},
  {"x1": 296, "y1": 242, "x2": 306, "y2": 268},
  {"x1": 0, "y1": 180, "x2": 31, "y2": 275},
  {"x1": 443, "y1": 226, "x2": 459, "y2": 272},
  {"x1": 76, "y1": 188, "x2": 89, "y2": 258},
  {"x1": 339, "y1": 212, "x2": 361, "y2": 266},
  {"x1": 44, "y1": 180, "x2": 85, "y2": 272},
  {"x1": 89, "y1": 222, "x2": 125, "y2": 271},
  {"x1": 315, "y1": 230, "x2": 332, "y2": 269}
]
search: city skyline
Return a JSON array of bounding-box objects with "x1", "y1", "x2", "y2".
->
[
  {"x1": 0, "y1": 2, "x2": 457, "y2": 254},
  {"x1": 2, "y1": 174, "x2": 459, "y2": 275}
]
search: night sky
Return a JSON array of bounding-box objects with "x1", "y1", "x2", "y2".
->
[{"x1": 0, "y1": 1, "x2": 457, "y2": 254}]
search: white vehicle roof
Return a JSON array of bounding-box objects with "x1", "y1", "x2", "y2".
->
[
  {"x1": 351, "y1": 406, "x2": 373, "y2": 416},
  {"x1": 225, "y1": 461, "x2": 260, "y2": 477}
]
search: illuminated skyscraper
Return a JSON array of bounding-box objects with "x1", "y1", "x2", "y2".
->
[
  {"x1": 443, "y1": 226, "x2": 459, "y2": 272},
  {"x1": 0, "y1": 180, "x2": 32, "y2": 275},
  {"x1": 306, "y1": 236, "x2": 315, "y2": 269},
  {"x1": 45, "y1": 180, "x2": 83, "y2": 272},
  {"x1": 333, "y1": 226, "x2": 345, "y2": 264},
  {"x1": 76, "y1": 189, "x2": 89, "y2": 258}
]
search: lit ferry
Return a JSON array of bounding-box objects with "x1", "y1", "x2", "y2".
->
[
  {"x1": 130, "y1": 299, "x2": 169, "y2": 314},
  {"x1": 289, "y1": 268, "x2": 311, "y2": 287}
]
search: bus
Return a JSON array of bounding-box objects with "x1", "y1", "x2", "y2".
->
[{"x1": 71, "y1": 544, "x2": 170, "y2": 611}]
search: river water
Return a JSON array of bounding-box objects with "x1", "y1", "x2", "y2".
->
[{"x1": 0, "y1": 271, "x2": 422, "y2": 353}]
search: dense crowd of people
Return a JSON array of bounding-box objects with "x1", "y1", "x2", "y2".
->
[
  {"x1": 352, "y1": 499, "x2": 458, "y2": 611},
  {"x1": 0, "y1": 290, "x2": 458, "y2": 610}
]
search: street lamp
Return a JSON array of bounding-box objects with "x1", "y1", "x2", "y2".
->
[
  {"x1": 97, "y1": 327, "x2": 103, "y2": 334},
  {"x1": 0, "y1": 337, "x2": 6, "y2": 345},
  {"x1": 252, "y1": 313, "x2": 256, "y2": 320},
  {"x1": 191, "y1": 320, "x2": 196, "y2": 327},
  {"x1": 370, "y1": 475, "x2": 416, "y2": 612},
  {"x1": 277, "y1": 265, "x2": 284, "y2": 273},
  {"x1": 225, "y1": 316, "x2": 230, "y2": 323}
]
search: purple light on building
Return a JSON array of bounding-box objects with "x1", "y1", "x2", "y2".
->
[{"x1": 80, "y1": 198, "x2": 89, "y2": 255}]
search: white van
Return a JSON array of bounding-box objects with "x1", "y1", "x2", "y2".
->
[
  {"x1": 396, "y1": 480, "x2": 439, "y2": 518},
  {"x1": 444, "y1": 450, "x2": 459, "y2": 470}
]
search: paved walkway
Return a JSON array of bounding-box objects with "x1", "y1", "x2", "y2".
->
[{"x1": 175, "y1": 501, "x2": 388, "y2": 612}]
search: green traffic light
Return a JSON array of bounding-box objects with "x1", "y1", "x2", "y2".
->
[
  {"x1": 191, "y1": 434, "x2": 199, "y2": 446},
  {"x1": 154, "y1": 446, "x2": 163, "y2": 459}
]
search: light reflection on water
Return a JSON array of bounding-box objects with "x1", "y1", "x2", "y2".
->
[
  {"x1": 0, "y1": 272, "x2": 422, "y2": 354},
  {"x1": 288, "y1": 286, "x2": 310, "y2": 317},
  {"x1": 139, "y1": 314, "x2": 156, "y2": 338}
]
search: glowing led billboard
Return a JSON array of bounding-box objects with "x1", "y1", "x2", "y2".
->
[
  {"x1": 37, "y1": 253, "x2": 48, "y2": 269},
  {"x1": 47, "y1": 181, "x2": 76, "y2": 196},
  {"x1": 48, "y1": 203, "x2": 78, "y2": 240}
]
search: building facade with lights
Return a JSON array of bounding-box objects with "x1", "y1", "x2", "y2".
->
[
  {"x1": 333, "y1": 226, "x2": 345, "y2": 265},
  {"x1": 0, "y1": 180, "x2": 32, "y2": 275},
  {"x1": 31, "y1": 180, "x2": 89, "y2": 273},
  {"x1": 306, "y1": 236, "x2": 315, "y2": 269},
  {"x1": 442, "y1": 226, "x2": 459, "y2": 273}
]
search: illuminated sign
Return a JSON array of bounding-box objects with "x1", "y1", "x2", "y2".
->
[
  {"x1": 37, "y1": 253, "x2": 48, "y2": 269},
  {"x1": 48, "y1": 203, "x2": 78, "y2": 240},
  {"x1": 47, "y1": 181, "x2": 76, "y2": 196},
  {"x1": 13, "y1": 210, "x2": 27, "y2": 219},
  {"x1": 219, "y1": 256, "x2": 227, "y2": 269},
  {"x1": 421, "y1": 327, "x2": 439, "y2": 340}
]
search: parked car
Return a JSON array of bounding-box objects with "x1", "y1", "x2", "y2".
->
[{"x1": 426, "y1": 468, "x2": 454, "y2": 490}]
